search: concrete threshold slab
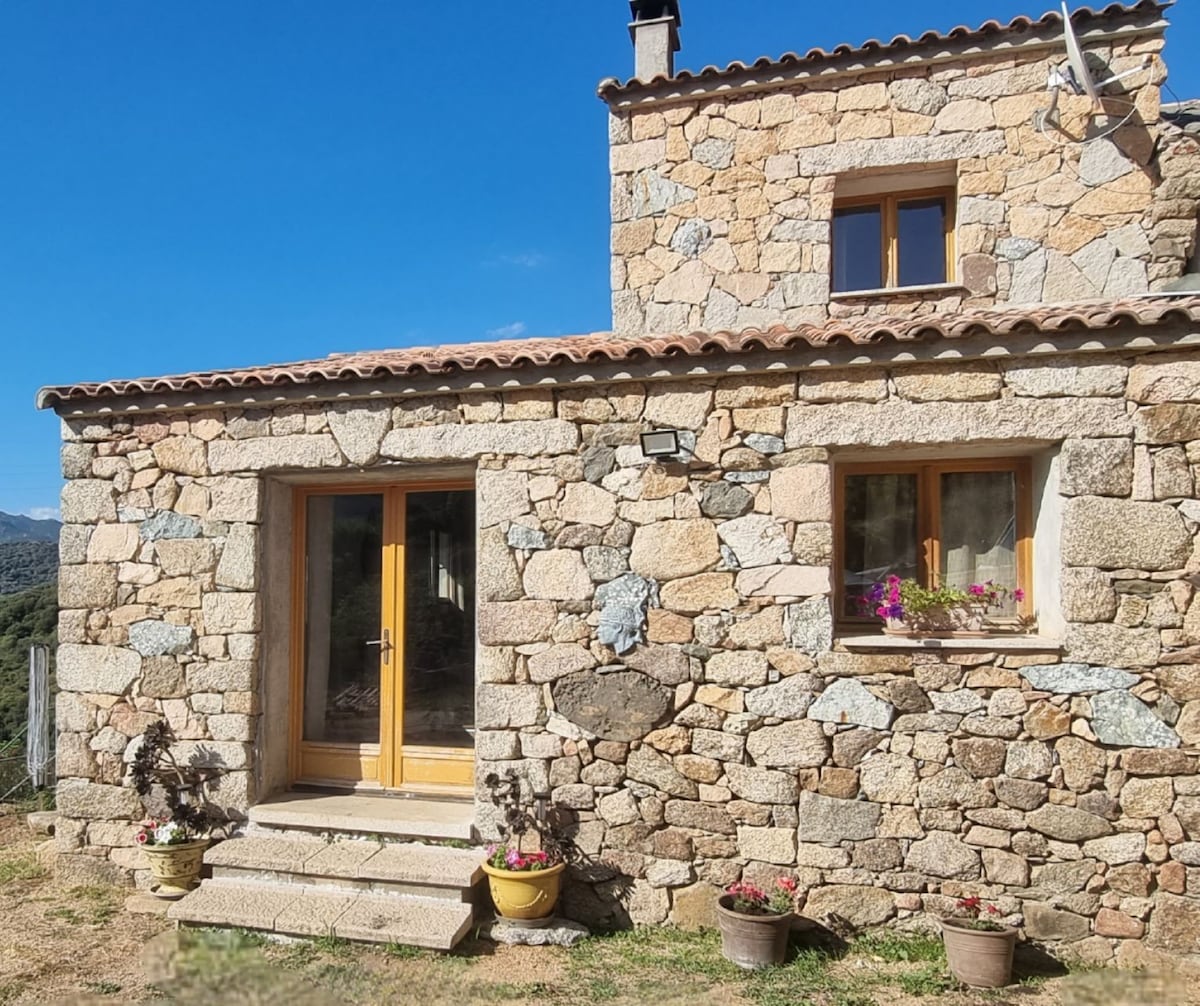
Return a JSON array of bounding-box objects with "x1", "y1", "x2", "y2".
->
[
  {"x1": 169, "y1": 881, "x2": 475, "y2": 950},
  {"x1": 249, "y1": 792, "x2": 476, "y2": 841}
]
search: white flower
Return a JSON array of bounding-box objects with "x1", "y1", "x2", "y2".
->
[{"x1": 153, "y1": 823, "x2": 183, "y2": 845}]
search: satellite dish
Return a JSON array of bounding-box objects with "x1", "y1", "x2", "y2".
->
[
  {"x1": 1061, "y1": 1, "x2": 1100, "y2": 109},
  {"x1": 1035, "y1": 3, "x2": 1150, "y2": 138}
]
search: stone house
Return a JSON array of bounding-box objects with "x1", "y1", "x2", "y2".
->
[{"x1": 35, "y1": 0, "x2": 1200, "y2": 958}]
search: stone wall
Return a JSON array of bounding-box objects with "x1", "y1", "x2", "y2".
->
[
  {"x1": 607, "y1": 29, "x2": 1200, "y2": 335},
  {"x1": 50, "y1": 344, "x2": 1200, "y2": 960}
]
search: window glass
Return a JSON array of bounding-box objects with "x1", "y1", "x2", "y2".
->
[
  {"x1": 897, "y1": 197, "x2": 947, "y2": 287},
  {"x1": 842, "y1": 473, "x2": 919, "y2": 618},
  {"x1": 303, "y1": 494, "x2": 384, "y2": 745},
  {"x1": 832, "y1": 204, "x2": 883, "y2": 292},
  {"x1": 940, "y1": 471, "x2": 1017, "y2": 611}
]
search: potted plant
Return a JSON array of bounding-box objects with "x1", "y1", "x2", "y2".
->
[
  {"x1": 716, "y1": 877, "x2": 798, "y2": 969},
  {"x1": 481, "y1": 842, "x2": 566, "y2": 923},
  {"x1": 941, "y1": 895, "x2": 1017, "y2": 988},
  {"x1": 481, "y1": 770, "x2": 573, "y2": 925},
  {"x1": 862, "y1": 576, "x2": 1025, "y2": 637},
  {"x1": 129, "y1": 721, "x2": 224, "y2": 899}
]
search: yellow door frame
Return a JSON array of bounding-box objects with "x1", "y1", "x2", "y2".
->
[{"x1": 288, "y1": 480, "x2": 475, "y2": 793}]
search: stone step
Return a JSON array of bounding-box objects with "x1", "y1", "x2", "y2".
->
[
  {"x1": 248, "y1": 792, "x2": 475, "y2": 842},
  {"x1": 167, "y1": 880, "x2": 474, "y2": 950},
  {"x1": 205, "y1": 836, "x2": 484, "y2": 900}
]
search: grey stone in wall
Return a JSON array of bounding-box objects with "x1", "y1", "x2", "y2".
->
[
  {"x1": 631, "y1": 169, "x2": 696, "y2": 219},
  {"x1": 785, "y1": 596, "x2": 832, "y2": 655},
  {"x1": 798, "y1": 791, "x2": 881, "y2": 844},
  {"x1": 808, "y1": 679, "x2": 894, "y2": 729},
  {"x1": 506, "y1": 525, "x2": 549, "y2": 550},
  {"x1": 128, "y1": 621, "x2": 195, "y2": 657},
  {"x1": 140, "y1": 512, "x2": 202, "y2": 541},
  {"x1": 1091, "y1": 690, "x2": 1181, "y2": 749},
  {"x1": 1061, "y1": 497, "x2": 1191, "y2": 571},
  {"x1": 1018, "y1": 663, "x2": 1137, "y2": 694}
]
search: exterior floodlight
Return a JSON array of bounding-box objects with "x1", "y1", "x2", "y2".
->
[{"x1": 640, "y1": 429, "x2": 681, "y2": 459}]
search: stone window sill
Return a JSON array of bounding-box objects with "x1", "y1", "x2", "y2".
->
[
  {"x1": 829, "y1": 283, "x2": 969, "y2": 301},
  {"x1": 836, "y1": 633, "x2": 1063, "y2": 652}
]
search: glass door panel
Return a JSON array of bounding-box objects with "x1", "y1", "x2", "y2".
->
[
  {"x1": 302, "y1": 493, "x2": 384, "y2": 746},
  {"x1": 402, "y1": 490, "x2": 476, "y2": 749},
  {"x1": 293, "y1": 483, "x2": 475, "y2": 791}
]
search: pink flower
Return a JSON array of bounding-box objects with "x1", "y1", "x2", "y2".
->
[
  {"x1": 968, "y1": 584, "x2": 986, "y2": 597},
  {"x1": 135, "y1": 832, "x2": 148, "y2": 845},
  {"x1": 776, "y1": 877, "x2": 798, "y2": 893},
  {"x1": 505, "y1": 849, "x2": 523, "y2": 869},
  {"x1": 1013, "y1": 588, "x2": 1025, "y2": 602}
]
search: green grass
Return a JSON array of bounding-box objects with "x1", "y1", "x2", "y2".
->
[
  {"x1": 81, "y1": 979, "x2": 122, "y2": 995},
  {"x1": 143, "y1": 922, "x2": 990, "y2": 1006},
  {"x1": 896, "y1": 963, "x2": 956, "y2": 996},
  {"x1": 310, "y1": 933, "x2": 353, "y2": 957},
  {"x1": 854, "y1": 930, "x2": 946, "y2": 964},
  {"x1": 383, "y1": 941, "x2": 429, "y2": 960},
  {"x1": 45, "y1": 885, "x2": 121, "y2": 926},
  {"x1": 0, "y1": 853, "x2": 43, "y2": 885}
]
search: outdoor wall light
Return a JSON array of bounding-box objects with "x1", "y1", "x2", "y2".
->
[{"x1": 640, "y1": 429, "x2": 681, "y2": 459}]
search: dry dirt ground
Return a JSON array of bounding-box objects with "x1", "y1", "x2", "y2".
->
[{"x1": 1, "y1": 811, "x2": 1197, "y2": 1006}]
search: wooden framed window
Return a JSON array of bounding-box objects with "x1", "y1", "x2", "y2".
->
[
  {"x1": 831, "y1": 187, "x2": 956, "y2": 293},
  {"x1": 835, "y1": 459, "x2": 1033, "y2": 625}
]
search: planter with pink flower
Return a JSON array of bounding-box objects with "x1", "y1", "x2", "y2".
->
[
  {"x1": 862, "y1": 576, "x2": 1027, "y2": 638},
  {"x1": 134, "y1": 819, "x2": 210, "y2": 898},
  {"x1": 940, "y1": 896, "x2": 1017, "y2": 988},
  {"x1": 130, "y1": 720, "x2": 226, "y2": 899},
  {"x1": 716, "y1": 877, "x2": 799, "y2": 969},
  {"x1": 481, "y1": 770, "x2": 574, "y2": 925},
  {"x1": 481, "y1": 842, "x2": 565, "y2": 923}
]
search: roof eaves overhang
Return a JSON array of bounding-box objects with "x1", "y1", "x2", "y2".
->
[
  {"x1": 598, "y1": 2, "x2": 1172, "y2": 109},
  {"x1": 39, "y1": 301, "x2": 1200, "y2": 419}
]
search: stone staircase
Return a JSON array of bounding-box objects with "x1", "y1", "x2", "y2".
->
[{"x1": 167, "y1": 795, "x2": 485, "y2": 950}]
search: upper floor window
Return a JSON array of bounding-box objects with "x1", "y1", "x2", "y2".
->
[{"x1": 832, "y1": 187, "x2": 955, "y2": 294}]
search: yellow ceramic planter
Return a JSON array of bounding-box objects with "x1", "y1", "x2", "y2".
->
[
  {"x1": 482, "y1": 861, "x2": 565, "y2": 921},
  {"x1": 142, "y1": 839, "x2": 209, "y2": 898}
]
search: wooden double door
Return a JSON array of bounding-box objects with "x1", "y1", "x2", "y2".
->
[{"x1": 290, "y1": 483, "x2": 476, "y2": 792}]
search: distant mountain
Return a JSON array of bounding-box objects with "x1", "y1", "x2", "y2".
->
[
  {"x1": 0, "y1": 542, "x2": 58, "y2": 595},
  {"x1": 0, "y1": 512, "x2": 60, "y2": 544}
]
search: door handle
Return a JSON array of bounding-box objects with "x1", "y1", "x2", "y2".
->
[{"x1": 365, "y1": 629, "x2": 392, "y2": 665}]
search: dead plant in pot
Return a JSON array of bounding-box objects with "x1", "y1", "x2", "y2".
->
[
  {"x1": 129, "y1": 720, "x2": 226, "y2": 899},
  {"x1": 940, "y1": 896, "x2": 1017, "y2": 988},
  {"x1": 716, "y1": 876, "x2": 799, "y2": 969}
]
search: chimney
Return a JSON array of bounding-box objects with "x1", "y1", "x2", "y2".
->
[{"x1": 628, "y1": 0, "x2": 682, "y2": 81}]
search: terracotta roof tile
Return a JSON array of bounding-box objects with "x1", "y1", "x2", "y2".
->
[
  {"x1": 599, "y1": 2, "x2": 1171, "y2": 100},
  {"x1": 36, "y1": 296, "x2": 1200, "y2": 409}
]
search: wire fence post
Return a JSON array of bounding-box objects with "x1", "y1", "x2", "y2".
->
[{"x1": 27, "y1": 644, "x2": 51, "y2": 790}]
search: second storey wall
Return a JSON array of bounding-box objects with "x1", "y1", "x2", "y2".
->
[{"x1": 608, "y1": 31, "x2": 1200, "y2": 335}]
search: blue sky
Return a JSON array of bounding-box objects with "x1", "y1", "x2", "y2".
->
[{"x1": 1, "y1": 1, "x2": 1197, "y2": 519}]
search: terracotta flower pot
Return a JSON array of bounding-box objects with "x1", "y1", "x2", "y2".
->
[
  {"x1": 142, "y1": 838, "x2": 209, "y2": 899},
  {"x1": 482, "y1": 861, "x2": 565, "y2": 922},
  {"x1": 941, "y1": 918, "x2": 1017, "y2": 988},
  {"x1": 716, "y1": 895, "x2": 792, "y2": 970},
  {"x1": 882, "y1": 617, "x2": 914, "y2": 637}
]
